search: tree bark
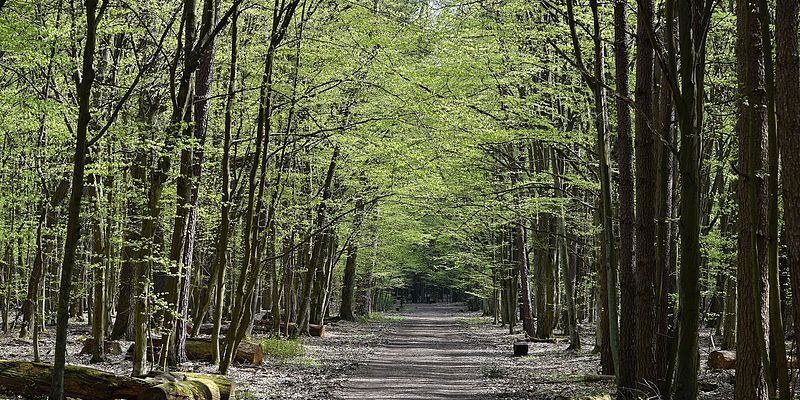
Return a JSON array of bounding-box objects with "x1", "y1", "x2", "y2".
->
[
  {"x1": 632, "y1": 0, "x2": 658, "y2": 394},
  {"x1": 49, "y1": 0, "x2": 98, "y2": 395},
  {"x1": 776, "y1": 0, "x2": 800, "y2": 376},
  {"x1": 613, "y1": 0, "x2": 635, "y2": 393},
  {"x1": 735, "y1": 0, "x2": 771, "y2": 397}
]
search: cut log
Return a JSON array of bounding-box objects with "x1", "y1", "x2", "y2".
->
[
  {"x1": 513, "y1": 341, "x2": 529, "y2": 357},
  {"x1": 186, "y1": 338, "x2": 263, "y2": 365},
  {"x1": 79, "y1": 338, "x2": 124, "y2": 355},
  {"x1": 268, "y1": 322, "x2": 325, "y2": 337},
  {"x1": 707, "y1": 350, "x2": 799, "y2": 369},
  {"x1": 0, "y1": 360, "x2": 150, "y2": 399},
  {"x1": 126, "y1": 338, "x2": 263, "y2": 365},
  {"x1": 707, "y1": 350, "x2": 736, "y2": 369}
]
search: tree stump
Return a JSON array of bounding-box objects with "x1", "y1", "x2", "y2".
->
[
  {"x1": 707, "y1": 349, "x2": 799, "y2": 369},
  {"x1": 513, "y1": 341, "x2": 529, "y2": 357}
]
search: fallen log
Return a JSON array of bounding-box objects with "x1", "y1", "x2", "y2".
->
[
  {"x1": 707, "y1": 350, "x2": 799, "y2": 369},
  {"x1": 79, "y1": 338, "x2": 124, "y2": 355},
  {"x1": 142, "y1": 378, "x2": 220, "y2": 400},
  {"x1": 0, "y1": 360, "x2": 150, "y2": 399},
  {"x1": 186, "y1": 338, "x2": 263, "y2": 365},
  {"x1": 125, "y1": 338, "x2": 264, "y2": 365},
  {"x1": 142, "y1": 372, "x2": 233, "y2": 400},
  {"x1": 0, "y1": 360, "x2": 235, "y2": 400},
  {"x1": 181, "y1": 372, "x2": 235, "y2": 400}
]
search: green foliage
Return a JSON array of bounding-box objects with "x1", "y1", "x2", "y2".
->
[{"x1": 260, "y1": 338, "x2": 306, "y2": 360}]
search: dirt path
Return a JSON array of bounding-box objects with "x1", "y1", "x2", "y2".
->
[{"x1": 337, "y1": 303, "x2": 493, "y2": 399}]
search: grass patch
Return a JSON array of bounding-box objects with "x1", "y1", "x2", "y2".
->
[
  {"x1": 357, "y1": 312, "x2": 405, "y2": 323},
  {"x1": 294, "y1": 355, "x2": 322, "y2": 368},
  {"x1": 260, "y1": 338, "x2": 305, "y2": 360},
  {"x1": 457, "y1": 316, "x2": 492, "y2": 325}
]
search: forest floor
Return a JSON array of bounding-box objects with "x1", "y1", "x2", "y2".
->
[{"x1": 0, "y1": 304, "x2": 736, "y2": 399}]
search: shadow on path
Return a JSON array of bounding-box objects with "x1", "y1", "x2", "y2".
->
[{"x1": 338, "y1": 303, "x2": 493, "y2": 399}]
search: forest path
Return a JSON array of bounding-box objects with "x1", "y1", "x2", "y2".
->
[{"x1": 337, "y1": 303, "x2": 493, "y2": 399}]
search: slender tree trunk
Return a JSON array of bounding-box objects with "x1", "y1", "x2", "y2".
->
[
  {"x1": 509, "y1": 145, "x2": 535, "y2": 339},
  {"x1": 340, "y1": 198, "x2": 364, "y2": 321},
  {"x1": 298, "y1": 148, "x2": 339, "y2": 333},
  {"x1": 759, "y1": 0, "x2": 789, "y2": 396},
  {"x1": 88, "y1": 173, "x2": 106, "y2": 363},
  {"x1": 111, "y1": 151, "x2": 147, "y2": 341},
  {"x1": 49, "y1": 0, "x2": 98, "y2": 394}
]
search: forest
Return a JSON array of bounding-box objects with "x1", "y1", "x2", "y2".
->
[{"x1": 0, "y1": 0, "x2": 797, "y2": 398}]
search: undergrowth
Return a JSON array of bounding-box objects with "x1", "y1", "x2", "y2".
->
[{"x1": 260, "y1": 338, "x2": 305, "y2": 360}]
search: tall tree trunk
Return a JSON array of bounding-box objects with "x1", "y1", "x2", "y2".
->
[
  {"x1": 776, "y1": 0, "x2": 800, "y2": 374},
  {"x1": 510, "y1": 145, "x2": 534, "y2": 339},
  {"x1": 654, "y1": 50, "x2": 676, "y2": 396},
  {"x1": 633, "y1": 0, "x2": 658, "y2": 393},
  {"x1": 613, "y1": 0, "x2": 635, "y2": 393},
  {"x1": 21, "y1": 177, "x2": 70, "y2": 339},
  {"x1": 670, "y1": 0, "x2": 709, "y2": 396},
  {"x1": 111, "y1": 151, "x2": 147, "y2": 340},
  {"x1": 49, "y1": 0, "x2": 98, "y2": 394},
  {"x1": 340, "y1": 198, "x2": 364, "y2": 321},
  {"x1": 298, "y1": 148, "x2": 339, "y2": 333},
  {"x1": 88, "y1": 173, "x2": 106, "y2": 363},
  {"x1": 735, "y1": 0, "x2": 771, "y2": 397},
  {"x1": 759, "y1": 0, "x2": 790, "y2": 396}
]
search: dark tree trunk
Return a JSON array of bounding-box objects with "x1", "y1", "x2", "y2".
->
[
  {"x1": 49, "y1": 0, "x2": 98, "y2": 394},
  {"x1": 633, "y1": 0, "x2": 658, "y2": 394},
  {"x1": 613, "y1": 0, "x2": 635, "y2": 393},
  {"x1": 340, "y1": 198, "x2": 364, "y2": 321},
  {"x1": 777, "y1": 0, "x2": 800, "y2": 371},
  {"x1": 735, "y1": 0, "x2": 771, "y2": 397}
]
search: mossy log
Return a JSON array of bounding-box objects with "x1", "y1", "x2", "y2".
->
[
  {"x1": 707, "y1": 350, "x2": 799, "y2": 369},
  {"x1": 0, "y1": 360, "x2": 150, "y2": 399},
  {"x1": 0, "y1": 360, "x2": 235, "y2": 400},
  {"x1": 125, "y1": 338, "x2": 264, "y2": 365},
  {"x1": 180, "y1": 373, "x2": 235, "y2": 400},
  {"x1": 141, "y1": 379, "x2": 220, "y2": 400},
  {"x1": 79, "y1": 338, "x2": 124, "y2": 355}
]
